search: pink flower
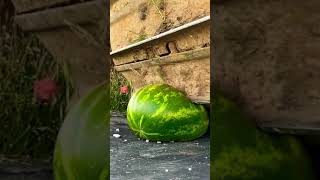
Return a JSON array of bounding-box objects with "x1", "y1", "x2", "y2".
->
[
  {"x1": 33, "y1": 78, "x2": 58, "y2": 103},
  {"x1": 120, "y1": 86, "x2": 129, "y2": 94}
]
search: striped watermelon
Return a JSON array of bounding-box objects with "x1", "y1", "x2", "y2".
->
[
  {"x1": 53, "y1": 83, "x2": 108, "y2": 180},
  {"x1": 127, "y1": 84, "x2": 209, "y2": 141}
]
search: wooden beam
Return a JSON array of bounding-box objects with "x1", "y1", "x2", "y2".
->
[
  {"x1": 14, "y1": 0, "x2": 105, "y2": 32},
  {"x1": 259, "y1": 122, "x2": 320, "y2": 135},
  {"x1": 114, "y1": 47, "x2": 210, "y2": 72},
  {"x1": 189, "y1": 96, "x2": 210, "y2": 104},
  {"x1": 12, "y1": 0, "x2": 71, "y2": 14},
  {"x1": 110, "y1": 16, "x2": 210, "y2": 55}
]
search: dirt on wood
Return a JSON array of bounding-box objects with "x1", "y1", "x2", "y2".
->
[
  {"x1": 112, "y1": 21, "x2": 210, "y2": 101},
  {"x1": 110, "y1": 0, "x2": 210, "y2": 51}
]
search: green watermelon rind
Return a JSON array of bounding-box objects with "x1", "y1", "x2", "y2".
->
[
  {"x1": 127, "y1": 84, "x2": 209, "y2": 142},
  {"x1": 53, "y1": 83, "x2": 109, "y2": 180}
]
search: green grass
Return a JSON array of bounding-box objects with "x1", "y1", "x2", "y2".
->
[
  {"x1": 110, "y1": 68, "x2": 131, "y2": 112},
  {"x1": 128, "y1": 31, "x2": 148, "y2": 44},
  {"x1": 0, "y1": 24, "x2": 73, "y2": 158},
  {"x1": 149, "y1": 0, "x2": 166, "y2": 20}
]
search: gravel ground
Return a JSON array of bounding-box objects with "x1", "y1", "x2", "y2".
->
[
  {"x1": 110, "y1": 112, "x2": 210, "y2": 180},
  {"x1": 0, "y1": 112, "x2": 210, "y2": 180},
  {"x1": 0, "y1": 158, "x2": 53, "y2": 180}
]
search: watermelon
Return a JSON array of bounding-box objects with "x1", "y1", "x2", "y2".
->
[
  {"x1": 127, "y1": 84, "x2": 209, "y2": 141},
  {"x1": 211, "y1": 94, "x2": 316, "y2": 180},
  {"x1": 53, "y1": 83, "x2": 109, "y2": 180}
]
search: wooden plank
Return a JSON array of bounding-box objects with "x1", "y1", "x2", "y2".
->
[
  {"x1": 112, "y1": 21, "x2": 210, "y2": 66},
  {"x1": 14, "y1": 0, "x2": 105, "y2": 32},
  {"x1": 190, "y1": 96, "x2": 210, "y2": 104},
  {"x1": 259, "y1": 123, "x2": 320, "y2": 135},
  {"x1": 114, "y1": 47, "x2": 210, "y2": 72},
  {"x1": 254, "y1": 108, "x2": 320, "y2": 135},
  {"x1": 12, "y1": 0, "x2": 71, "y2": 13}
]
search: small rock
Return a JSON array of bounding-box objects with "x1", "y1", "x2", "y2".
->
[
  {"x1": 146, "y1": 139, "x2": 149, "y2": 142},
  {"x1": 115, "y1": 128, "x2": 120, "y2": 132},
  {"x1": 123, "y1": 139, "x2": 127, "y2": 142},
  {"x1": 165, "y1": 169, "x2": 169, "y2": 172},
  {"x1": 113, "y1": 134, "x2": 121, "y2": 138},
  {"x1": 157, "y1": 141, "x2": 162, "y2": 144},
  {"x1": 188, "y1": 168, "x2": 192, "y2": 171}
]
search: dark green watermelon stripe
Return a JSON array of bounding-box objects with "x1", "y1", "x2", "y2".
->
[
  {"x1": 150, "y1": 103, "x2": 169, "y2": 118},
  {"x1": 139, "y1": 114, "x2": 145, "y2": 130},
  {"x1": 127, "y1": 85, "x2": 160, "y2": 131},
  {"x1": 129, "y1": 116, "x2": 162, "y2": 140},
  {"x1": 140, "y1": 130, "x2": 161, "y2": 140},
  {"x1": 127, "y1": 108, "x2": 139, "y2": 130}
]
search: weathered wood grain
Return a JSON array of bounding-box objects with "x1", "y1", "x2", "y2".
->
[
  {"x1": 12, "y1": 0, "x2": 70, "y2": 13},
  {"x1": 14, "y1": 0, "x2": 104, "y2": 32},
  {"x1": 115, "y1": 47, "x2": 210, "y2": 72}
]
